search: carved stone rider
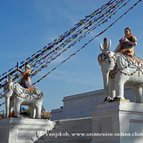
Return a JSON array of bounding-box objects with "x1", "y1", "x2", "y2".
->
[
  {"x1": 114, "y1": 27, "x2": 137, "y2": 57},
  {"x1": 17, "y1": 64, "x2": 32, "y2": 88}
]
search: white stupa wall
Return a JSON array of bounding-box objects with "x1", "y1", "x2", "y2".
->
[{"x1": 52, "y1": 88, "x2": 135, "y2": 120}]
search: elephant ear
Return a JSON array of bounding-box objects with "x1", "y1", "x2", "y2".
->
[{"x1": 99, "y1": 38, "x2": 111, "y2": 54}]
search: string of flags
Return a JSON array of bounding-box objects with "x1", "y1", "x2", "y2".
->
[
  {"x1": 0, "y1": 0, "x2": 132, "y2": 98},
  {"x1": 0, "y1": 0, "x2": 140, "y2": 99},
  {"x1": 20, "y1": 0, "x2": 131, "y2": 79},
  {"x1": 32, "y1": 0, "x2": 143, "y2": 85},
  {"x1": 31, "y1": 0, "x2": 128, "y2": 76},
  {"x1": 0, "y1": 0, "x2": 114, "y2": 79},
  {"x1": 0, "y1": 0, "x2": 125, "y2": 84}
]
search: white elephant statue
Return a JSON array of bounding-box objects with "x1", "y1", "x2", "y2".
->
[
  {"x1": 98, "y1": 38, "x2": 143, "y2": 103},
  {"x1": 4, "y1": 75, "x2": 44, "y2": 118}
]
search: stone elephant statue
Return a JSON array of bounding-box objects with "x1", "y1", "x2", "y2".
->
[
  {"x1": 4, "y1": 75, "x2": 44, "y2": 118},
  {"x1": 98, "y1": 38, "x2": 143, "y2": 103}
]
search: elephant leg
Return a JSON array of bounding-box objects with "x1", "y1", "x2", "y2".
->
[
  {"x1": 5, "y1": 97, "x2": 10, "y2": 118},
  {"x1": 29, "y1": 105, "x2": 33, "y2": 118},
  {"x1": 29, "y1": 105, "x2": 36, "y2": 118},
  {"x1": 10, "y1": 99, "x2": 14, "y2": 113},
  {"x1": 33, "y1": 108, "x2": 36, "y2": 118},
  {"x1": 115, "y1": 77, "x2": 125, "y2": 99},
  {"x1": 133, "y1": 87, "x2": 143, "y2": 103},
  {"x1": 102, "y1": 70, "x2": 109, "y2": 95},
  {"x1": 140, "y1": 87, "x2": 143, "y2": 103},
  {"x1": 108, "y1": 77, "x2": 116, "y2": 99},
  {"x1": 14, "y1": 101, "x2": 21, "y2": 118},
  {"x1": 35, "y1": 104, "x2": 42, "y2": 119}
]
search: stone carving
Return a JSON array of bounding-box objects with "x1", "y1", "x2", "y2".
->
[
  {"x1": 98, "y1": 38, "x2": 143, "y2": 102},
  {"x1": 4, "y1": 75, "x2": 44, "y2": 118}
]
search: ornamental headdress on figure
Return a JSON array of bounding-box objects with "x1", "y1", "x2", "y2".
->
[{"x1": 25, "y1": 64, "x2": 31, "y2": 70}]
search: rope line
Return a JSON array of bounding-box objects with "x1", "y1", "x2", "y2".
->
[
  {"x1": 0, "y1": 0, "x2": 130, "y2": 89},
  {"x1": 31, "y1": 0, "x2": 130, "y2": 77},
  {"x1": 0, "y1": 0, "x2": 116, "y2": 79},
  {"x1": 0, "y1": 0, "x2": 142, "y2": 99},
  {"x1": 33, "y1": 0, "x2": 143, "y2": 85},
  {"x1": 0, "y1": 0, "x2": 127, "y2": 85}
]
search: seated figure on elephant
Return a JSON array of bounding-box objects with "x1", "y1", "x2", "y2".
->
[
  {"x1": 17, "y1": 64, "x2": 32, "y2": 88},
  {"x1": 98, "y1": 34, "x2": 143, "y2": 103},
  {"x1": 17, "y1": 64, "x2": 35, "y2": 93},
  {"x1": 114, "y1": 27, "x2": 137, "y2": 58}
]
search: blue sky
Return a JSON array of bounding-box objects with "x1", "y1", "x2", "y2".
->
[{"x1": 0, "y1": 0, "x2": 143, "y2": 111}]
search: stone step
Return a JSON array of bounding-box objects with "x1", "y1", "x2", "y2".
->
[{"x1": 35, "y1": 117, "x2": 92, "y2": 143}]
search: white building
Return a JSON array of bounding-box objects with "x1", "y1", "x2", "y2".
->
[{"x1": 51, "y1": 88, "x2": 135, "y2": 120}]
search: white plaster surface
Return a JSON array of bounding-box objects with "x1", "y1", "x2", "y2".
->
[
  {"x1": 35, "y1": 117, "x2": 92, "y2": 143},
  {"x1": 52, "y1": 88, "x2": 135, "y2": 120},
  {"x1": 1, "y1": 89, "x2": 142, "y2": 143},
  {"x1": 92, "y1": 101, "x2": 143, "y2": 143},
  {"x1": 0, "y1": 118, "x2": 55, "y2": 143}
]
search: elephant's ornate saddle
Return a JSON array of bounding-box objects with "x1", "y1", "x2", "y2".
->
[{"x1": 109, "y1": 54, "x2": 143, "y2": 78}]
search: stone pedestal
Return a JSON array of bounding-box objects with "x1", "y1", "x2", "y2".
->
[
  {"x1": 92, "y1": 101, "x2": 143, "y2": 143},
  {"x1": 0, "y1": 118, "x2": 55, "y2": 143}
]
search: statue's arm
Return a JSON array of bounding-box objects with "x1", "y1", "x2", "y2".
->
[
  {"x1": 125, "y1": 36, "x2": 137, "y2": 46},
  {"x1": 128, "y1": 40, "x2": 137, "y2": 46},
  {"x1": 17, "y1": 68, "x2": 23, "y2": 74}
]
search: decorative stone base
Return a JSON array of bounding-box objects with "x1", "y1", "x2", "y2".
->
[
  {"x1": 0, "y1": 118, "x2": 55, "y2": 143},
  {"x1": 92, "y1": 101, "x2": 143, "y2": 143}
]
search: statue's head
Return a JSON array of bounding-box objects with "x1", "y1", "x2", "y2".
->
[
  {"x1": 124, "y1": 27, "x2": 132, "y2": 36},
  {"x1": 98, "y1": 38, "x2": 116, "y2": 71},
  {"x1": 25, "y1": 64, "x2": 31, "y2": 70},
  {"x1": 100, "y1": 37, "x2": 111, "y2": 54}
]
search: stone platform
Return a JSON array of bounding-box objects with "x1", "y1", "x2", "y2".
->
[
  {"x1": 1, "y1": 102, "x2": 143, "y2": 143},
  {"x1": 92, "y1": 101, "x2": 143, "y2": 143},
  {"x1": 36, "y1": 102, "x2": 143, "y2": 143},
  {"x1": 0, "y1": 118, "x2": 55, "y2": 143}
]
